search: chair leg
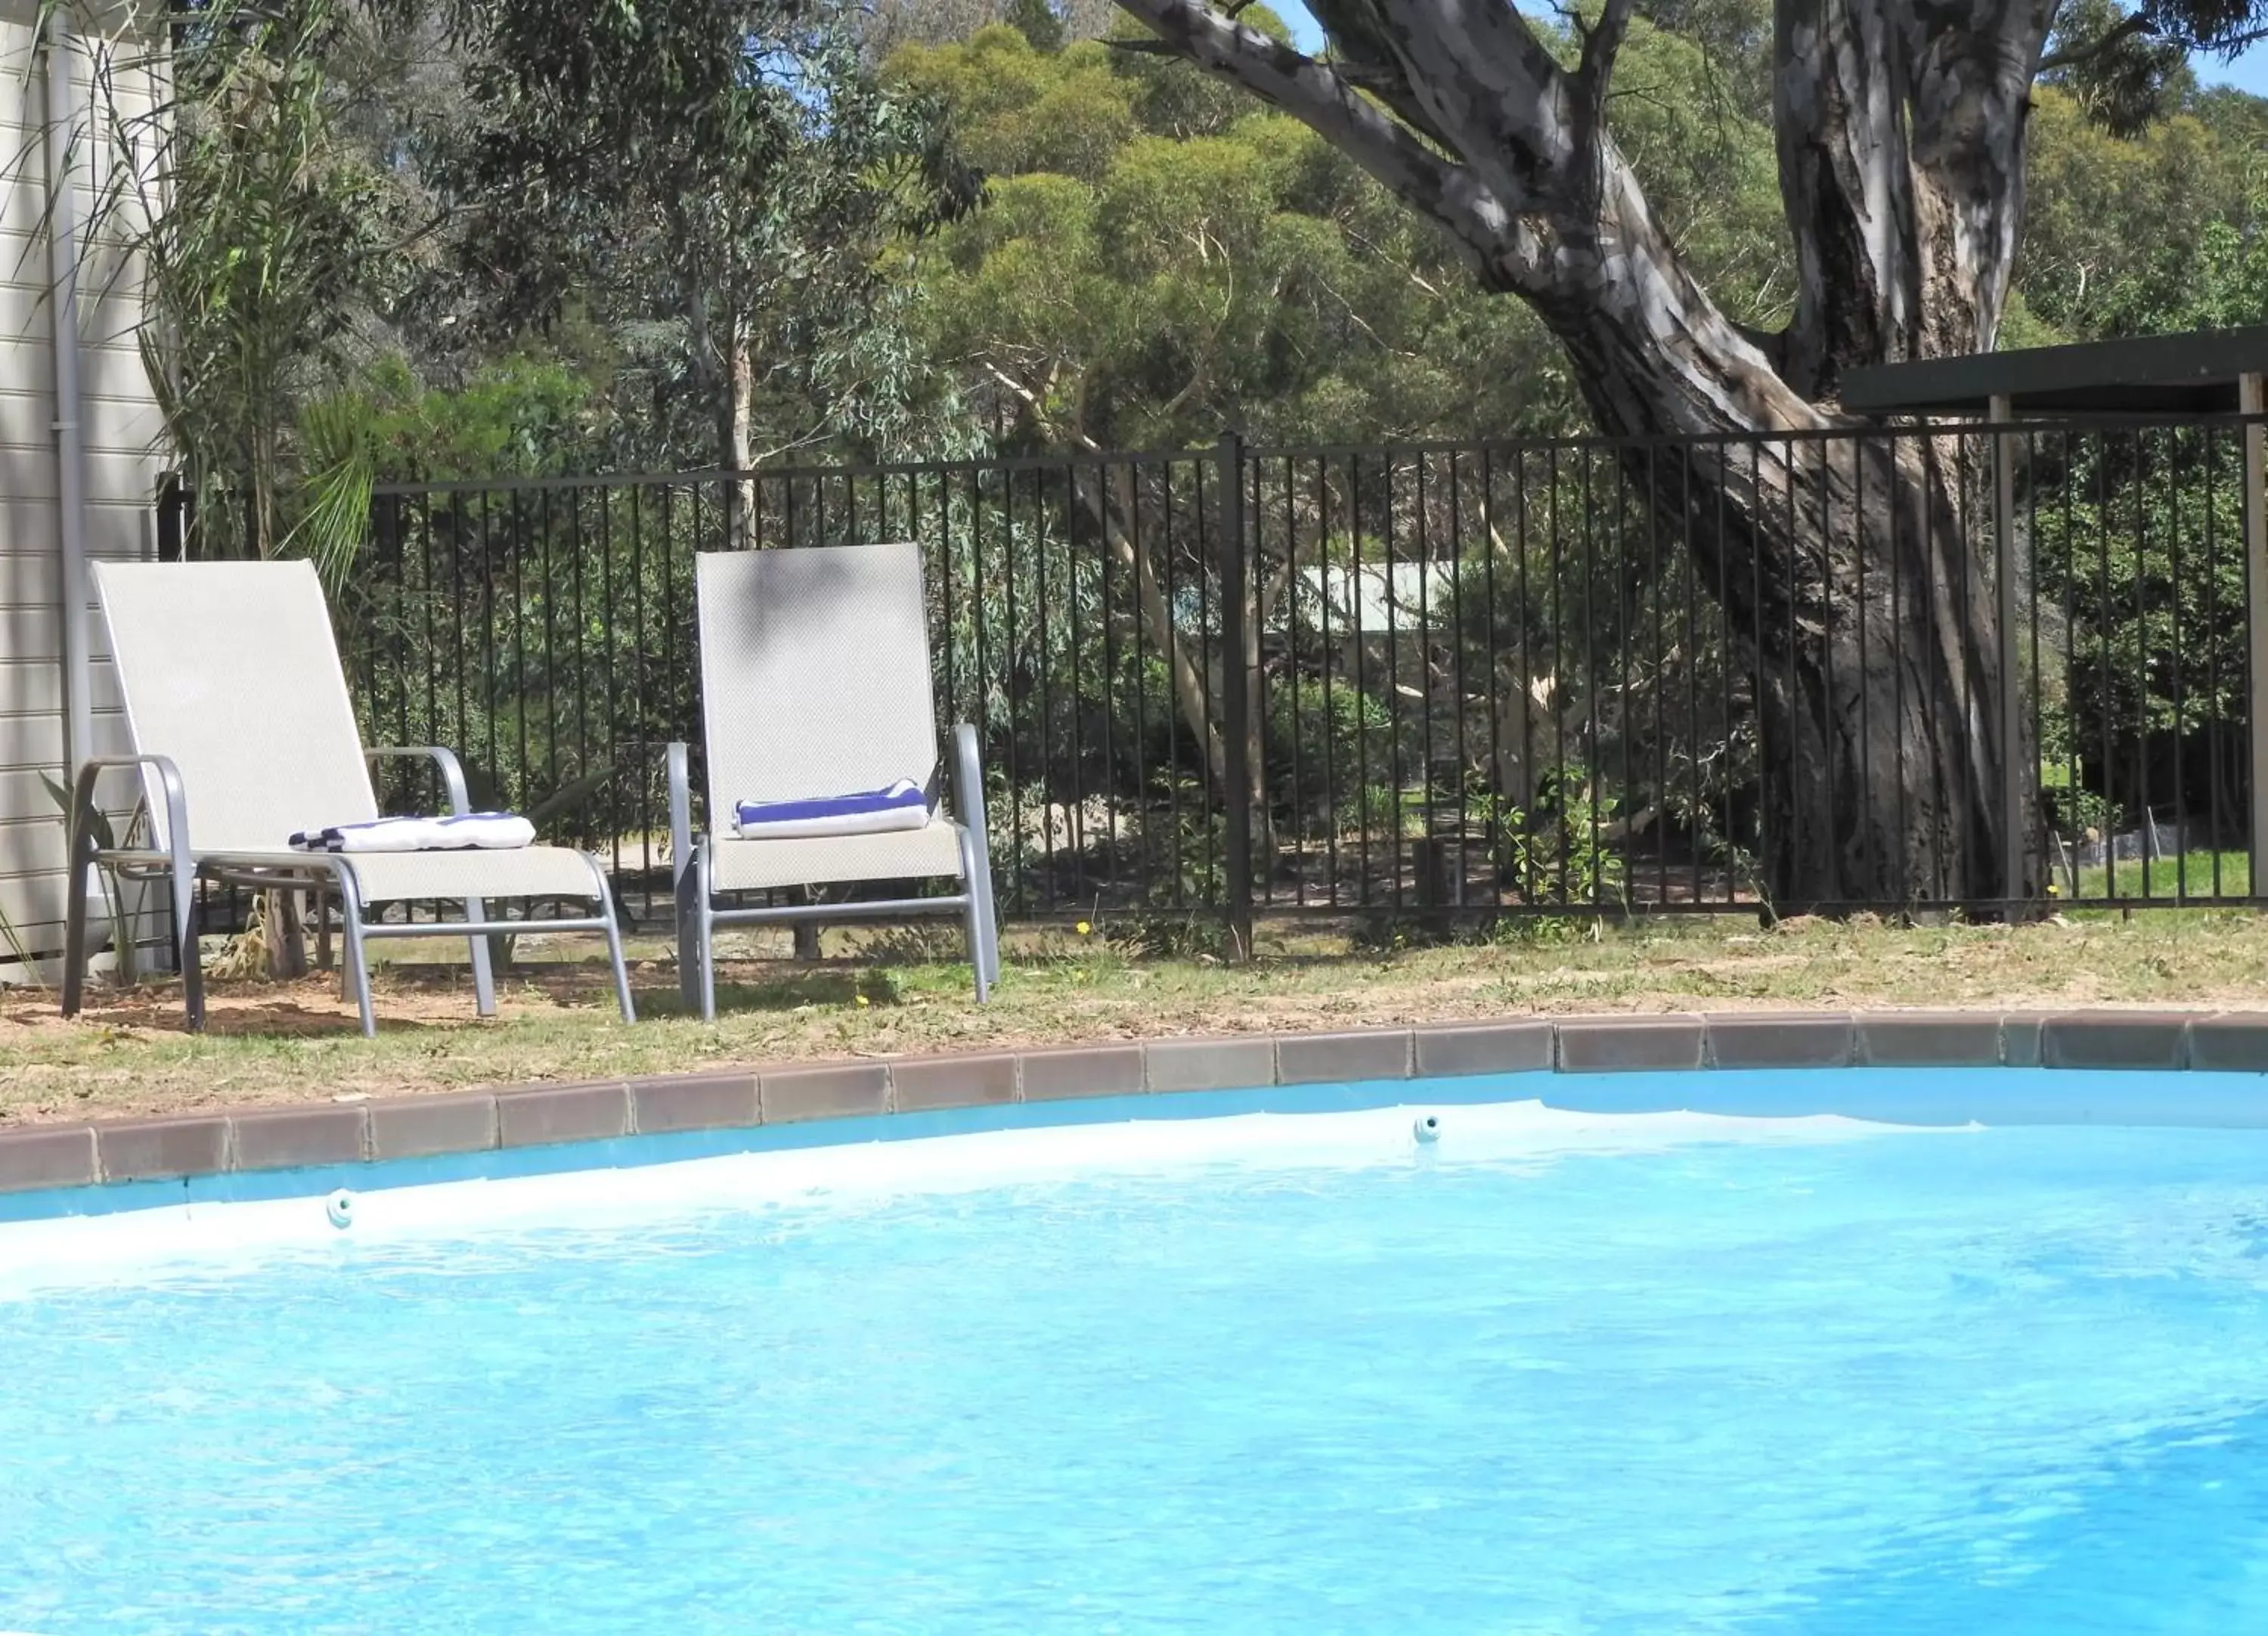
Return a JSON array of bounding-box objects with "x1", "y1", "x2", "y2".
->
[
  {"x1": 677, "y1": 859, "x2": 703, "y2": 1018},
  {"x1": 978, "y1": 880, "x2": 1002, "y2": 993},
  {"x1": 171, "y1": 859, "x2": 205, "y2": 1033},
  {"x1": 336, "y1": 870, "x2": 376, "y2": 1039},
  {"x1": 598, "y1": 882, "x2": 637, "y2": 1024},
  {"x1": 696, "y1": 844, "x2": 719, "y2": 1024},
  {"x1": 464, "y1": 894, "x2": 497, "y2": 1016},
  {"x1": 962, "y1": 888, "x2": 990, "y2": 1004},
  {"x1": 958, "y1": 829, "x2": 999, "y2": 1000},
  {"x1": 60, "y1": 829, "x2": 93, "y2": 1019}
]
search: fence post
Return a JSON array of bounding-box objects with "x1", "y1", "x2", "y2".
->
[
  {"x1": 155, "y1": 473, "x2": 185, "y2": 562},
  {"x1": 1216, "y1": 431, "x2": 1254, "y2": 959},
  {"x1": 1991, "y1": 395, "x2": 2027, "y2": 916},
  {"x1": 2244, "y1": 372, "x2": 2266, "y2": 895}
]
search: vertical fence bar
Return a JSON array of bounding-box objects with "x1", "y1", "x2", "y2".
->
[
  {"x1": 155, "y1": 473, "x2": 184, "y2": 562},
  {"x1": 1218, "y1": 432, "x2": 1253, "y2": 956},
  {"x1": 2244, "y1": 373, "x2": 2267, "y2": 894},
  {"x1": 1991, "y1": 395, "x2": 2026, "y2": 913}
]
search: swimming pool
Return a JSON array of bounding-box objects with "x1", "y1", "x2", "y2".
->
[{"x1": 5, "y1": 1071, "x2": 2267, "y2": 1631}]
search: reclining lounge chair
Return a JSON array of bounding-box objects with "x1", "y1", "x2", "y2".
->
[
  {"x1": 668, "y1": 541, "x2": 999, "y2": 1020},
  {"x1": 62, "y1": 559, "x2": 637, "y2": 1036}
]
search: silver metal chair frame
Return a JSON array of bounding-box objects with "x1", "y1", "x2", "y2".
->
[
  {"x1": 667, "y1": 724, "x2": 1000, "y2": 1021},
  {"x1": 63, "y1": 743, "x2": 636, "y2": 1038}
]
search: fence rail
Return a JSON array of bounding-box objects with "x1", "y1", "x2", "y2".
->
[{"x1": 181, "y1": 411, "x2": 2268, "y2": 937}]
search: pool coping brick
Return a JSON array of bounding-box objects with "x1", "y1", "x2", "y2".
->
[
  {"x1": 1276, "y1": 1029, "x2": 1414, "y2": 1086},
  {"x1": 629, "y1": 1071, "x2": 759, "y2": 1135},
  {"x1": 368, "y1": 1092, "x2": 499, "y2": 1161},
  {"x1": 1145, "y1": 1036, "x2": 1279, "y2": 1095},
  {"x1": 1556, "y1": 1015, "x2": 1708, "y2": 1074},
  {"x1": 2186, "y1": 1014, "x2": 2268, "y2": 1074},
  {"x1": 496, "y1": 1081, "x2": 633, "y2": 1149},
  {"x1": 1413, "y1": 1020, "x2": 1555, "y2": 1078},
  {"x1": 1705, "y1": 1012, "x2": 1856, "y2": 1070},
  {"x1": 0, "y1": 1123, "x2": 97, "y2": 1192},
  {"x1": 11, "y1": 1008, "x2": 2268, "y2": 1195},
  {"x1": 2038, "y1": 1011, "x2": 2196, "y2": 1071},
  {"x1": 759, "y1": 1061, "x2": 889, "y2": 1123},
  {"x1": 891, "y1": 1053, "x2": 1019, "y2": 1113},
  {"x1": 1018, "y1": 1044, "x2": 1145, "y2": 1102},
  {"x1": 95, "y1": 1115, "x2": 231, "y2": 1184},
  {"x1": 1854, "y1": 1012, "x2": 2008, "y2": 1067},
  {"x1": 231, "y1": 1105, "x2": 370, "y2": 1173}
]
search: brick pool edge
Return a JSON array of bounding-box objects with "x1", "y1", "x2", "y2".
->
[{"x1": 5, "y1": 1007, "x2": 2264, "y2": 1195}]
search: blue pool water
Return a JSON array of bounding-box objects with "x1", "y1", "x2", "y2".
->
[{"x1": 6, "y1": 1102, "x2": 2268, "y2": 1631}]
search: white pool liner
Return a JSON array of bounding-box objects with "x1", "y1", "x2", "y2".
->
[{"x1": 0, "y1": 1099, "x2": 1947, "y2": 1296}]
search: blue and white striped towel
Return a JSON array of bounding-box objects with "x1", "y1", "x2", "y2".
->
[
  {"x1": 288, "y1": 813, "x2": 538, "y2": 854},
  {"x1": 732, "y1": 780, "x2": 928, "y2": 840}
]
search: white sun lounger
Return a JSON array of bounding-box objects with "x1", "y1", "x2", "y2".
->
[
  {"x1": 668, "y1": 542, "x2": 999, "y2": 1019},
  {"x1": 62, "y1": 560, "x2": 637, "y2": 1036}
]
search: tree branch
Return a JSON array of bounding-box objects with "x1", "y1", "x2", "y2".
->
[
  {"x1": 1568, "y1": 0, "x2": 1636, "y2": 225},
  {"x1": 1111, "y1": 0, "x2": 1542, "y2": 287},
  {"x1": 2037, "y1": 9, "x2": 2152, "y2": 72},
  {"x1": 1575, "y1": 0, "x2": 1637, "y2": 107}
]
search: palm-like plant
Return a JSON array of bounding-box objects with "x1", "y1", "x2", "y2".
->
[{"x1": 58, "y1": 0, "x2": 400, "y2": 581}]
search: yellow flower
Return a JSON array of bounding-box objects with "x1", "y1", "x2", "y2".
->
[
  {"x1": 1076, "y1": 920, "x2": 1093, "y2": 936},
  {"x1": 854, "y1": 994, "x2": 871, "y2": 1008}
]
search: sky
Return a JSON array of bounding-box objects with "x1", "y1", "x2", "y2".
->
[{"x1": 1272, "y1": 3, "x2": 2268, "y2": 98}]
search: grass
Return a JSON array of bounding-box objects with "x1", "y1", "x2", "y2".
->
[
  {"x1": 2062, "y1": 849, "x2": 2251, "y2": 903},
  {"x1": 6, "y1": 909, "x2": 2268, "y2": 1127}
]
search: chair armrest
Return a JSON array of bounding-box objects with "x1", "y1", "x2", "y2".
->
[
  {"x1": 950, "y1": 723, "x2": 990, "y2": 860},
  {"x1": 366, "y1": 745, "x2": 473, "y2": 816},
  {"x1": 667, "y1": 741, "x2": 695, "y2": 901},
  {"x1": 72, "y1": 754, "x2": 191, "y2": 860}
]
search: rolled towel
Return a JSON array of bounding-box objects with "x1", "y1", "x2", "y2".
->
[
  {"x1": 732, "y1": 780, "x2": 929, "y2": 840},
  {"x1": 289, "y1": 813, "x2": 535, "y2": 853},
  {"x1": 431, "y1": 813, "x2": 538, "y2": 850},
  {"x1": 290, "y1": 816, "x2": 442, "y2": 853}
]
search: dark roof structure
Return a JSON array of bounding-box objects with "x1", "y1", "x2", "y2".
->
[{"x1": 1842, "y1": 325, "x2": 2268, "y2": 417}]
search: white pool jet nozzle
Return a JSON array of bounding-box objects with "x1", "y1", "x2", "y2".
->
[
  {"x1": 1412, "y1": 1114, "x2": 1441, "y2": 1145},
  {"x1": 325, "y1": 1189, "x2": 357, "y2": 1230}
]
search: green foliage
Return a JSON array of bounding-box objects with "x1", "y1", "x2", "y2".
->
[
  {"x1": 2016, "y1": 82, "x2": 2268, "y2": 342},
  {"x1": 1265, "y1": 675, "x2": 1392, "y2": 820},
  {"x1": 1004, "y1": 0, "x2": 1066, "y2": 52},
  {"x1": 2031, "y1": 430, "x2": 2251, "y2": 753},
  {"x1": 82, "y1": 0, "x2": 407, "y2": 570},
  {"x1": 431, "y1": 0, "x2": 976, "y2": 469},
  {"x1": 888, "y1": 25, "x2": 1579, "y2": 448},
  {"x1": 1491, "y1": 773, "x2": 1631, "y2": 912},
  {"x1": 312, "y1": 355, "x2": 610, "y2": 482}
]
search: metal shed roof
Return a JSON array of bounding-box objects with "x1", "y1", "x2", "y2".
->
[{"x1": 1841, "y1": 325, "x2": 2268, "y2": 417}]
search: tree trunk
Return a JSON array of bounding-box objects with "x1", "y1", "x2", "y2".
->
[
  {"x1": 1658, "y1": 426, "x2": 2017, "y2": 906},
  {"x1": 1534, "y1": 176, "x2": 2026, "y2": 906},
  {"x1": 727, "y1": 319, "x2": 758, "y2": 547},
  {"x1": 1112, "y1": 0, "x2": 2054, "y2": 907}
]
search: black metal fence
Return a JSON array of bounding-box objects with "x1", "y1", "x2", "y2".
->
[{"x1": 293, "y1": 413, "x2": 2266, "y2": 936}]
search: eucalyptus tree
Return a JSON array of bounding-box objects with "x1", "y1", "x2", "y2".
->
[
  {"x1": 1108, "y1": 0, "x2": 2268, "y2": 904},
  {"x1": 426, "y1": 0, "x2": 978, "y2": 485}
]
